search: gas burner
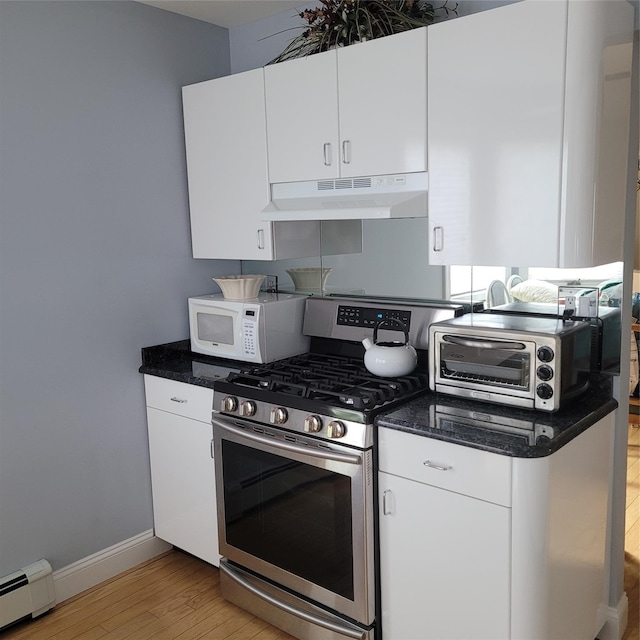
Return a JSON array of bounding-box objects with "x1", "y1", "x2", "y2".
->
[{"x1": 224, "y1": 352, "x2": 429, "y2": 412}]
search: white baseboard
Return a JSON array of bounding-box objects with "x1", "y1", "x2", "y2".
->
[
  {"x1": 52, "y1": 530, "x2": 172, "y2": 604},
  {"x1": 597, "y1": 592, "x2": 629, "y2": 640}
]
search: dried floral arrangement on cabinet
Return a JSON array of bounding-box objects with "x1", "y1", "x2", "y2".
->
[{"x1": 269, "y1": 0, "x2": 458, "y2": 63}]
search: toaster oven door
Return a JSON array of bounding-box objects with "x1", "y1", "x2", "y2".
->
[{"x1": 433, "y1": 333, "x2": 538, "y2": 408}]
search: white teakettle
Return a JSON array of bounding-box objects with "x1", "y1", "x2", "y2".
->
[{"x1": 362, "y1": 318, "x2": 417, "y2": 377}]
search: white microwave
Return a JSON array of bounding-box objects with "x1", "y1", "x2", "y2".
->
[{"x1": 188, "y1": 293, "x2": 310, "y2": 363}]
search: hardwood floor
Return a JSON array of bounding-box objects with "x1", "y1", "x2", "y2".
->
[
  {"x1": 625, "y1": 423, "x2": 640, "y2": 640},
  {"x1": 4, "y1": 427, "x2": 639, "y2": 640},
  {"x1": 2, "y1": 552, "x2": 295, "y2": 640}
]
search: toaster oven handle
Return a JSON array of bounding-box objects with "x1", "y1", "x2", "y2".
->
[
  {"x1": 212, "y1": 416, "x2": 362, "y2": 466},
  {"x1": 442, "y1": 335, "x2": 527, "y2": 350}
]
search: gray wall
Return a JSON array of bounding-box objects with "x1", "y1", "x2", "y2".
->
[{"x1": 0, "y1": 0, "x2": 237, "y2": 575}]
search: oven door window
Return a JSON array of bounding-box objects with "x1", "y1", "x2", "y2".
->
[
  {"x1": 221, "y1": 440, "x2": 354, "y2": 600},
  {"x1": 440, "y1": 341, "x2": 531, "y2": 390}
]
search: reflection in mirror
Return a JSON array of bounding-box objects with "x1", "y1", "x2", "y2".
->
[
  {"x1": 449, "y1": 262, "x2": 624, "y2": 375},
  {"x1": 319, "y1": 218, "x2": 446, "y2": 300},
  {"x1": 243, "y1": 218, "x2": 447, "y2": 300}
]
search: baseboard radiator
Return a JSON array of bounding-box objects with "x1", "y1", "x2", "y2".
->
[{"x1": 0, "y1": 560, "x2": 55, "y2": 630}]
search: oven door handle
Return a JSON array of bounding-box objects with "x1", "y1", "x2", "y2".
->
[
  {"x1": 443, "y1": 335, "x2": 526, "y2": 350},
  {"x1": 220, "y1": 561, "x2": 368, "y2": 640},
  {"x1": 212, "y1": 417, "x2": 363, "y2": 466}
]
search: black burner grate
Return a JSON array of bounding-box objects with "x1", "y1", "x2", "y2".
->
[{"x1": 224, "y1": 353, "x2": 428, "y2": 411}]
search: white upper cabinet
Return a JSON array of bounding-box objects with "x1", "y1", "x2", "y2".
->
[
  {"x1": 264, "y1": 28, "x2": 427, "y2": 184},
  {"x1": 182, "y1": 70, "x2": 321, "y2": 260},
  {"x1": 427, "y1": 0, "x2": 634, "y2": 267},
  {"x1": 183, "y1": 69, "x2": 274, "y2": 260}
]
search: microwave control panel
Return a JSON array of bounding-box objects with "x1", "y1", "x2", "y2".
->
[
  {"x1": 241, "y1": 308, "x2": 259, "y2": 358},
  {"x1": 337, "y1": 305, "x2": 411, "y2": 329}
]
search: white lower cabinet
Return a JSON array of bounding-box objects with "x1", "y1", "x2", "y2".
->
[
  {"x1": 144, "y1": 375, "x2": 219, "y2": 566},
  {"x1": 378, "y1": 430, "x2": 511, "y2": 640},
  {"x1": 378, "y1": 412, "x2": 614, "y2": 640}
]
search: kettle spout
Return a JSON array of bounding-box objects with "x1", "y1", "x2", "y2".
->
[{"x1": 362, "y1": 337, "x2": 373, "y2": 350}]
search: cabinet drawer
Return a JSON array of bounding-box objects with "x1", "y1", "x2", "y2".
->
[
  {"x1": 144, "y1": 375, "x2": 213, "y2": 423},
  {"x1": 378, "y1": 428, "x2": 512, "y2": 506}
]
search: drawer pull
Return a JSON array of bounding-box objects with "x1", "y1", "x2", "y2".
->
[
  {"x1": 423, "y1": 460, "x2": 452, "y2": 471},
  {"x1": 170, "y1": 397, "x2": 188, "y2": 403}
]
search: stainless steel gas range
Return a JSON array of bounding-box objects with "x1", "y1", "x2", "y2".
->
[{"x1": 211, "y1": 296, "x2": 462, "y2": 640}]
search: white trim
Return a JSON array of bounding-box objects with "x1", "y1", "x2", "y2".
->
[
  {"x1": 52, "y1": 530, "x2": 172, "y2": 604},
  {"x1": 596, "y1": 592, "x2": 629, "y2": 640}
]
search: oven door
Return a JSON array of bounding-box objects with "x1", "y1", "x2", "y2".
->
[
  {"x1": 431, "y1": 332, "x2": 538, "y2": 408},
  {"x1": 212, "y1": 415, "x2": 375, "y2": 628}
]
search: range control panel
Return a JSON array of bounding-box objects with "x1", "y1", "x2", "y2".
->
[{"x1": 337, "y1": 305, "x2": 411, "y2": 329}]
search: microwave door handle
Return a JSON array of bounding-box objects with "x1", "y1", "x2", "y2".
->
[
  {"x1": 442, "y1": 335, "x2": 527, "y2": 350},
  {"x1": 212, "y1": 417, "x2": 362, "y2": 466}
]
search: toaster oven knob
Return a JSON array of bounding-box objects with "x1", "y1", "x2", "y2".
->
[
  {"x1": 270, "y1": 407, "x2": 288, "y2": 425},
  {"x1": 537, "y1": 365, "x2": 554, "y2": 382},
  {"x1": 304, "y1": 415, "x2": 323, "y2": 433},
  {"x1": 537, "y1": 346, "x2": 555, "y2": 363},
  {"x1": 221, "y1": 396, "x2": 238, "y2": 413},
  {"x1": 536, "y1": 383, "x2": 554, "y2": 400},
  {"x1": 239, "y1": 400, "x2": 257, "y2": 417},
  {"x1": 327, "y1": 420, "x2": 346, "y2": 439}
]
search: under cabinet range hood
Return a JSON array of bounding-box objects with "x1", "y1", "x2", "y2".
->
[{"x1": 261, "y1": 172, "x2": 428, "y2": 221}]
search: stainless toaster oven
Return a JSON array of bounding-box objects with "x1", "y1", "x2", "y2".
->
[{"x1": 429, "y1": 314, "x2": 592, "y2": 412}]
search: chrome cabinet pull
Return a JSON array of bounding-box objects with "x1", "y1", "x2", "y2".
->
[
  {"x1": 342, "y1": 139, "x2": 351, "y2": 164},
  {"x1": 423, "y1": 460, "x2": 452, "y2": 471},
  {"x1": 382, "y1": 489, "x2": 394, "y2": 516},
  {"x1": 256, "y1": 229, "x2": 265, "y2": 250},
  {"x1": 433, "y1": 226, "x2": 444, "y2": 252},
  {"x1": 170, "y1": 397, "x2": 187, "y2": 403},
  {"x1": 323, "y1": 142, "x2": 332, "y2": 166}
]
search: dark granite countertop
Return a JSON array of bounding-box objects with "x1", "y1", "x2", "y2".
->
[
  {"x1": 140, "y1": 340, "x2": 618, "y2": 458},
  {"x1": 375, "y1": 374, "x2": 617, "y2": 458},
  {"x1": 139, "y1": 339, "x2": 247, "y2": 388}
]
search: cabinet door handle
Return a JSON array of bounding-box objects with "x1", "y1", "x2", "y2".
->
[
  {"x1": 323, "y1": 143, "x2": 332, "y2": 166},
  {"x1": 210, "y1": 439, "x2": 214, "y2": 459},
  {"x1": 342, "y1": 139, "x2": 351, "y2": 164},
  {"x1": 257, "y1": 229, "x2": 265, "y2": 250},
  {"x1": 432, "y1": 226, "x2": 444, "y2": 252},
  {"x1": 382, "y1": 489, "x2": 394, "y2": 515},
  {"x1": 423, "y1": 460, "x2": 452, "y2": 471},
  {"x1": 170, "y1": 397, "x2": 187, "y2": 403}
]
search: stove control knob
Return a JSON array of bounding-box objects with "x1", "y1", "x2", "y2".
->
[
  {"x1": 239, "y1": 400, "x2": 257, "y2": 417},
  {"x1": 304, "y1": 415, "x2": 323, "y2": 433},
  {"x1": 221, "y1": 396, "x2": 238, "y2": 413},
  {"x1": 327, "y1": 420, "x2": 346, "y2": 439},
  {"x1": 270, "y1": 407, "x2": 288, "y2": 425}
]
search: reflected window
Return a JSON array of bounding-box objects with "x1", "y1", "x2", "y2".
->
[{"x1": 449, "y1": 265, "x2": 508, "y2": 299}]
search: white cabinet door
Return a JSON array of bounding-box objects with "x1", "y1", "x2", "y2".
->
[
  {"x1": 427, "y1": 0, "x2": 632, "y2": 268},
  {"x1": 379, "y1": 471, "x2": 510, "y2": 640},
  {"x1": 265, "y1": 28, "x2": 427, "y2": 184},
  {"x1": 147, "y1": 407, "x2": 219, "y2": 566},
  {"x1": 182, "y1": 69, "x2": 274, "y2": 260},
  {"x1": 427, "y1": 0, "x2": 566, "y2": 267},
  {"x1": 337, "y1": 28, "x2": 427, "y2": 179},
  {"x1": 264, "y1": 50, "x2": 340, "y2": 184}
]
